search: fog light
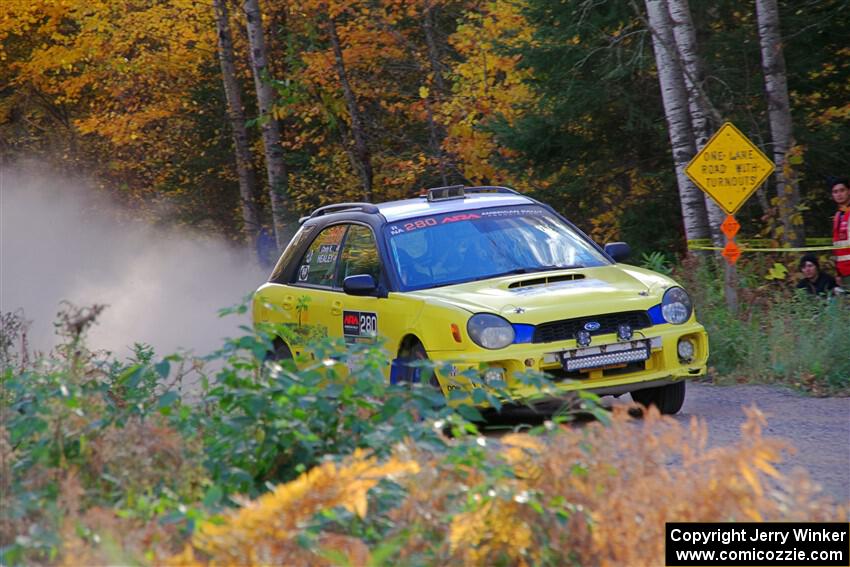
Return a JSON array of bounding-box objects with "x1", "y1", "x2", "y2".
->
[
  {"x1": 575, "y1": 330, "x2": 592, "y2": 347},
  {"x1": 677, "y1": 338, "x2": 695, "y2": 362},
  {"x1": 617, "y1": 323, "x2": 633, "y2": 341},
  {"x1": 483, "y1": 367, "x2": 505, "y2": 384}
]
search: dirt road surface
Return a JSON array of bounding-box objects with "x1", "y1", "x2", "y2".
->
[
  {"x1": 665, "y1": 383, "x2": 850, "y2": 505},
  {"x1": 488, "y1": 383, "x2": 849, "y2": 504}
]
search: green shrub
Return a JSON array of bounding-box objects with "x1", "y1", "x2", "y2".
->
[
  {"x1": 2, "y1": 302, "x2": 570, "y2": 564},
  {"x1": 675, "y1": 255, "x2": 850, "y2": 393}
]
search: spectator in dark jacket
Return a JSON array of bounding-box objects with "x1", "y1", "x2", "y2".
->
[{"x1": 796, "y1": 253, "x2": 839, "y2": 296}]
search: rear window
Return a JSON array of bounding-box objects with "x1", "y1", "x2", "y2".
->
[{"x1": 293, "y1": 224, "x2": 347, "y2": 287}]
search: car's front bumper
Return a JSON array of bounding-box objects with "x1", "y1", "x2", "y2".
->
[{"x1": 427, "y1": 322, "x2": 708, "y2": 399}]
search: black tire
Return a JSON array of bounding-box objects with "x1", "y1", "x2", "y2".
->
[
  {"x1": 398, "y1": 341, "x2": 441, "y2": 391},
  {"x1": 630, "y1": 381, "x2": 686, "y2": 415},
  {"x1": 265, "y1": 340, "x2": 293, "y2": 363}
]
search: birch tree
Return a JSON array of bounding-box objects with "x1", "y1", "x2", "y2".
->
[
  {"x1": 644, "y1": 0, "x2": 709, "y2": 245},
  {"x1": 666, "y1": 0, "x2": 725, "y2": 247},
  {"x1": 756, "y1": 0, "x2": 804, "y2": 246},
  {"x1": 244, "y1": 0, "x2": 291, "y2": 250},
  {"x1": 214, "y1": 0, "x2": 260, "y2": 241}
]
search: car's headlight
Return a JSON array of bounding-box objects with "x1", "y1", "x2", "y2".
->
[
  {"x1": 467, "y1": 313, "x2": 515, "y2": 349},
  {"x1": 661, "y1": 286, "x2": 693, "y2": 324}
]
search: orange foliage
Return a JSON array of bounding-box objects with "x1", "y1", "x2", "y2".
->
[
  {"x1": 170, "y1": 406, "x2": 846, "y2": 566},
  {"x1": 0, "y1": 0, "x2": 237, "y2": 228}
]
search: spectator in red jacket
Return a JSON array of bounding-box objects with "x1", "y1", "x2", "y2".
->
[{"x1": 830, "y1": 177, "x2": 850, "y2": 284}]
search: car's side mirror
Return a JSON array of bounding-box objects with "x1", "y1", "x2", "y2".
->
[
  {"x1": 343, "y1": 274, "x2": 379, "y2": 296},
  {"x1": 604, "y1": 242, "x2": 631, "y2": 263}
]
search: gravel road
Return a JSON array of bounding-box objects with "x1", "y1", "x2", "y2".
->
[
  {"x1": 664, "y1": 383, "x2": 850, "y2": 505},
  {"x1": 487, "y1": 383, "x2": 850, "y2": 504}
]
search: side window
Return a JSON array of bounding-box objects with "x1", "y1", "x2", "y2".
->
[
  {"x1": 336, "y1": 225, "x2": 381, "y2": 286},
  {"x1": 294, "y1": 224, "x2": 348, "y2": 287}
]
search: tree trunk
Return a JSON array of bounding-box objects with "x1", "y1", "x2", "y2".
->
[
  {"x1": 644, "y1": 0, "x2": 710, "y2": 245},
  {"x1": 326, "y1": 14, "x2": 373, "y2": 202},
  {"x1": 214, "y1": 0, "x2": 260, "y2": 241},
  {"x1": 755, "y1": 0, "x2": 804, "y2": 246},
  {"x1": 422, "y1": 2, "x2": 448, "y2": 185},
  {"x1": 666, "y1": 0, "x2": 725, "y2": 248},
  {"x1": 243, "y1": 0, "x2": 291, "y2": 250}
]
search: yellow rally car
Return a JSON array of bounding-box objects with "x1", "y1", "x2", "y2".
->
[{"x1": 253, "y1": 186, "x2": 708, "y2": 414}]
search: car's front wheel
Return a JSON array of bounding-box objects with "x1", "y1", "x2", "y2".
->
[
  {"x1": 398, "y1": 341, "x2": 441, "y2": 392},
  {"x1": 630, "y1": 381, "x2": 686, "y2": 415},
  {"x1": 265, "y1": 340, "x2": 293, "y2": 363}
]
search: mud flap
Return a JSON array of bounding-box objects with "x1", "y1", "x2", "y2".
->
[{"x1": 390, "y1": 358, "x2": 419, "y2": 384}]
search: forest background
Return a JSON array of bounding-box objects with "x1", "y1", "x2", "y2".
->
[
  {"x1": 2, "y1": 0, "x2": 848, "y2": 259},
  {"x1": 2, "y1": 2, "x2": 850, "y2": 564}
]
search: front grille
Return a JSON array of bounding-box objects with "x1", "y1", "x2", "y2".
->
[{"x1": 533, "y1": 311, "x2": 652, "y2": 344}]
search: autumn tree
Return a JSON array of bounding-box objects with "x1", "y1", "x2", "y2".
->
[
  {"x1": 438, "y1": 0, "x2": 534, "y2": 185},
  {"x1": 491, "y1": 0, "x2": 686, "y2": 254},
  {"x1": 243, "y1": 0, "x2": 291, "y2": 249},
  {"x1": 324, "y1": 7, "x2": 374, "y2": 201},
  {"x1": 2, "y1": 0, "x2": 846, "y2": 249},
  {"x1": 421, "y1": 0, "x2": 451, "y2": 184},
  {"x1": 0, "y1": 0, "x2": 255, "y2": 237},
  {"x1": 269, "y1": 0, "x2": 466, "y2": 210},
  {"x1": 214, "y1": 0, "x2": 260, "y2": 240}
]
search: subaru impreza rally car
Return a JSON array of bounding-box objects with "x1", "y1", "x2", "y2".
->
[{"x1": 252, "y1": 185, "x2": 708, "y2": 414}]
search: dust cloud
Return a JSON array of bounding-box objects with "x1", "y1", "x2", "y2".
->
[{"x1": 0, "y1": 164, "x2": 269, "y2": 358}]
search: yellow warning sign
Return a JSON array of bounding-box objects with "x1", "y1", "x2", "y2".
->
[{"x1": 685, "y1": 122, "x2": 774, "y2": 214}]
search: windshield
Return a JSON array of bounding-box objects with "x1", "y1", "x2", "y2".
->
[{"x1": 384, "y1": 205, "x2": 610, "y2": 290}]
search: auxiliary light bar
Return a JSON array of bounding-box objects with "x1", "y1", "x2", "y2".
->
[
  {"x1": 563, "y1": 347, "x2": 649, "y2": 372},
  {"x1": 427, "y1": 185, "x2": 465, "y2": 201}
]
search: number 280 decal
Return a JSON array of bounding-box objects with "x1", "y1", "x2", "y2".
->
[{"x1": 343, "y1": 311, "x2": 378, "y2": 342}]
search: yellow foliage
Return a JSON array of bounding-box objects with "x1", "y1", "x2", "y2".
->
[
  {"x1": 449, "y1": 498, "x2": 535, "y2": 564},
  {"x1": 173, "y1": 406, "x2": 845, "y2": 567},
  {"x1": 1, "y1": 0, "x2": 215, "y2": 145},
  {"x1": 439, "y1": 0, "x2": 535, "y2": 183},
  {"x1": 0, "y1": 0, "x2": 227, "y2": 219},
  {"x1": 172, "y1": 450, "x2": 420, "y2": 566}
]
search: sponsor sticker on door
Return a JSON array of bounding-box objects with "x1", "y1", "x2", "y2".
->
[{"x1": 343, "y1": 311, "x2": 378, "y2": 343}]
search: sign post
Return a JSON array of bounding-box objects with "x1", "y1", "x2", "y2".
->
[{"x1": 685, "y1": 122, "x2": 775, "y2": 313}]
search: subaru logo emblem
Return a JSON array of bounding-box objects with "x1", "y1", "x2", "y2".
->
[{"x1": 583, "y1": 321, "x2": 601, "y2": 332}]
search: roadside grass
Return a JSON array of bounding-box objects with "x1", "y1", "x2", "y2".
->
[{"x1": 674, "y1": 255, "x2": 850, "y2": 396}]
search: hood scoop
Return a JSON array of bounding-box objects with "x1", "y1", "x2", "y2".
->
[{"x1": 508, "y1": 273, "x2": 585, "y2": 289}]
